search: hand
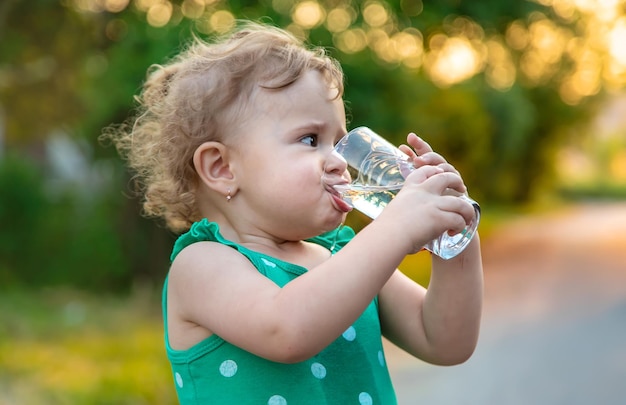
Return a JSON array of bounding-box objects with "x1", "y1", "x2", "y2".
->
[
  {"x1": 380, "y1": 166, "x2": 475, "y2": 254},
  {"x1": 399, "y1": 133, "x2": 464, "y2": 191}
]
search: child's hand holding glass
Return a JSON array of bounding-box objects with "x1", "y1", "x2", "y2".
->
[{"x1": 322, "y1": 127, "x2": 480, "y2": 259}]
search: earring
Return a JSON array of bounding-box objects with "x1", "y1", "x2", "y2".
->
[{"x1": 226, "y1": 189, "x2": 232, "y2": 202}]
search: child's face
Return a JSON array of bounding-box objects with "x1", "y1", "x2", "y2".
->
[{"x1": 229, "y1": 69, "x2": 350, "y2": 240}]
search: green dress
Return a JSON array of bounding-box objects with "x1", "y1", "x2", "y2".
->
[{"x1": 163, "y1": 219, "x2": 397, "y2": 404}]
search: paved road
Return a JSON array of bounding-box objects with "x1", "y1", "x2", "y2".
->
[{"x1": 386, "y1": 202, "x2": 626, "y2": 405}]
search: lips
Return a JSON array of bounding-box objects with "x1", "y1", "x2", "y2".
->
[
  {"x1": 332, "y1": 193, "x2": 353, "y2": 213},
  {"x1": 324, "y1": 183, "x2": 353, "y2": 213}
]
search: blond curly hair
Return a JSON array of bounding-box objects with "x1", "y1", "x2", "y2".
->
[{"x1": 103, "y1": 22, "x2": 344, "y2": 233}]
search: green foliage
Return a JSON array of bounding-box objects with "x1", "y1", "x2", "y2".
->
[
  {"x1": 0, "y1": 0, "x2": 95, "y2": 145},
  {"x1": 0, "y1": 154, "x2": 139, "y2": 290},
  {"x1": 0, "y1": 154, "x2": 49, "y2": 284},
  {"x1": 558, "y1": 184, "x2": 626, "y2": 201},
  {"x1": 0, "y1": 0, "x2": 616, "y2": 290}
]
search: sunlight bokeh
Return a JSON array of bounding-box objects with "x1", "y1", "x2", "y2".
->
[
  {"x1": 4, "y1": 2, "x2": 625, "y2": 403},
  {"x1": 52, "y1": 0, "x2": 626, "y2": 205},
  {"x1": 425, "y1": 33, "x2": 484, "y2": 87},
  {"x1": 325, "y1": 6, "x2": 355, "y2": 33},
  {"x1": 292, "y1": 1, "x2": 325, "y2": 29},
  {"x1": 67, "y1": 0, "x2": 625, "y2": 105}
]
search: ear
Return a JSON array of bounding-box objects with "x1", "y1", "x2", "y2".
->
[{"x1": 193, "y1": 141, "x2": 236, "y2": 196}]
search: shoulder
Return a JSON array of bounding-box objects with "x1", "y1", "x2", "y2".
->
[
  {"x1": 166, "y1": 241, "x2": 263, "y2": 350},
  {"x1": 170, "y1": 241, "x2": 253, "y2": 279},
  {"x1": 168, "y1": 241, "x2": 254, "y2": 286},
  {"x1": 167, "y1": 241, "x2": 263, "y2": 321}
]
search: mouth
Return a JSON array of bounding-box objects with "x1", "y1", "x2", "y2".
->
[{"x1": 323, "y1": 182, "x2": 353, "y2": 213}]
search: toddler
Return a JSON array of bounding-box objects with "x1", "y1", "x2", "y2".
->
[{"x1": 105, "y1": 21, "x2": 483, "y2": 405}]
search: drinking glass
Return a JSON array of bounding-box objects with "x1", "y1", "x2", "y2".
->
[{"x1": 325, "y1": 126, "x2": 480, "y2": 259}]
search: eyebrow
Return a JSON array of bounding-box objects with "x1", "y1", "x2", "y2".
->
[{"x1": 290, "y1": 121, "x2": 327, "y2": 135}]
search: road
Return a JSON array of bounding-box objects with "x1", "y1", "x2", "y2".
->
[{"x1": 386, "y1": 202, "x2": 626, "y2": 405}]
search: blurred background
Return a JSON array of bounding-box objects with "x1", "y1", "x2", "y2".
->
[{"x1": 0, "y1": 0, "x2": 625, "y2": 403}]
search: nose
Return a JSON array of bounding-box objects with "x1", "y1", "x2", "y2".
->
[{"x1": 324, "y1": 149, "x2": 348, "y2": 177}]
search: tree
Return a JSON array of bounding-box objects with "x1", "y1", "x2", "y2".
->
[
  {"x1": 1, "y1": 0, "x2": 623, "y2": 288},
  {"x1": 2, "y1": 0, "x2": 620, "y2": 200}
]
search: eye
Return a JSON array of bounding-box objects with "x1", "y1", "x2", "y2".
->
[
  {"x1": 299, "y1": 134, "x2": 318, "y2": 147},
  {"x1": 334, "y1": 133, "x2": 347, "y2": 147}
]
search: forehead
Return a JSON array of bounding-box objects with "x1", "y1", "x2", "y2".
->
[{"x1": 252, "y1": 70, "x2": 342, "y2": 116}]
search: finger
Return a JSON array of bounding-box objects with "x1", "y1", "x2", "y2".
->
[
  {"x1": 422, "y1": 171, "x2": 467, "y2": 195},
  {"x1": 454, "y1": 195, "x2": 477, "y2": 226},
  {"x1": 398, "y1": 144, "x2": 417, "y2": 161},
  {"x1": 427, "y1": 203, "x2": 469, "y2": 236},
  {"x1": 439, "y1": 196, "x2": 476, "y2": 232},
  {"x1": 406, "y1": 133, "x2": 433, "y2": 155},
  {"x1": 404, "y1": 164, "x2": 444, "y2": 184},
  {"x1": 412, "y1": 151, "x2": 448, "y2": 167},
  {"x1": 436, "y1": 162, "x2": 460, "y2": 176},
  {"x1": 444, "y1": 212, "x2": 471, "y2": 236}
]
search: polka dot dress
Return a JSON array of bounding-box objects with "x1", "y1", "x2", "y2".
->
[{"x1": 165, "y1": 220, "x2": 398, "y2": 404}]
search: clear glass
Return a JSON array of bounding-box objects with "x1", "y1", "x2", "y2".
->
[{"x1": 325, "y1": 126, "x2": 480, "y2": 260}]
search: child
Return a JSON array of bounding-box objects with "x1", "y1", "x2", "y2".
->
[{"x1": 105, "y1": 21, "x2": 483, "y2": 404}]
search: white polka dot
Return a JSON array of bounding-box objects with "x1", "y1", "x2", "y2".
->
[
  {"x1": 342, "y1": 326, "x2": 356, "y2": 341},
  {"x1": 175, "y1": 372, "x2": 183, "y2": 388},
  {"x1": 359, "y1": 392, "x2": 373, "y2": 405},
  {"x1": 268, "y1": 394, "x2": 287, "y2": 405},
  {"x1": 378, "y1": 350, "x2": 385, "y2": 367},
  {"x1": 219, "y1": 360, "x2": 238, "y2": 377},
  {"x1": 310, "y1": 362, "x2": 327, "y2": 379},
  {"x1": 261, "y1": 258, "x2": 277, "y2": 267}
]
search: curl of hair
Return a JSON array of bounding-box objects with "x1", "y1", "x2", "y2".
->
[{"x1": 102, "y1": 22, "x2": 344, "y2": 233}]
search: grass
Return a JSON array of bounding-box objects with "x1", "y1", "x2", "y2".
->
[{"x1": 0, "y1": 287, "x2": 177, "y2": 404}]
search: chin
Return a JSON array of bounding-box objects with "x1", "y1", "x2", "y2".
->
[{"x1": 323, "y1": 215, "x2": 346, "y2": 232}]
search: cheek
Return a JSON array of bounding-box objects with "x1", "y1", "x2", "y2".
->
[
  {"x1": 279, "y1": 164, "x2": 322, "y2": 196},
  {"x1": 285, "y1": 167, "x2": 317, "y2": 191},
  {"x1": 242, "y1": 154, "x2": 323, "y2": 198}
]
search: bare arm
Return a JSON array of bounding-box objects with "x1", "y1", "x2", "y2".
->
[
  {"x1": 168, "y1": 167, "x2": 473, "y2": 364},
  {"x1": 169, "y1": 215, "x2": 410, "y2": 363},
  {"x1": 381, "y1": 132, "x2": 483, "y2": 365},
  {"x1": 379, "y1": 236, "x2": 483, "y2": 365}
]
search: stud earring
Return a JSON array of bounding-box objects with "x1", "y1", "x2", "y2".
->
[{"x1": 226, "y1": 189, "x2": 232, "y2": 202}]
